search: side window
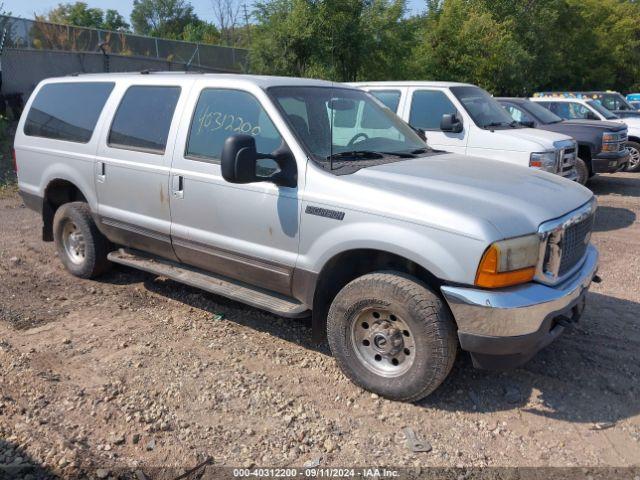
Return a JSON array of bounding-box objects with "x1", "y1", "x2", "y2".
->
[
  {"x1": 567, "y1": 103, "x2": 591, "y2": 120},
  {"x1": 409, "y1": 90, "x2": 457, "y2": 130},
  {"x1": 109, "y1": 85, "x2": 181, "y2": 153},
  {"x1": 601, "y1": 95, "x2": 616, "y2": 111},
  {"x1": 186, "y1": 89, "x2": 283, "y2": 164},
  {"x1": 504, "y1": 105, "x2": 532, "y2": 123},
  {"x1": 370, "y1": 90, "x2": 402, "y2": 113},
  {"x1": 24, "y1": 82, "x2": 114, "y2": 143},
  {"x1": 543, "y1": 102, "x2": 569, "y2": 119}
]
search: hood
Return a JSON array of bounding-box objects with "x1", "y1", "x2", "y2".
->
[
  {"x1": 557, "y1": 119, "x2": 626, "y2": 131},
  {"x1": 470, "y1": 126, "x2": 572, "y2": 152},
  {"x1": 618, "y1": 116, "x2": 640, "y2": 133},
  {"x1": 344, "y1": 153, "x2": 593, "y2": 240},
  {"x1": 537, "y1": 119, "x2": 626, "y2": 138}
]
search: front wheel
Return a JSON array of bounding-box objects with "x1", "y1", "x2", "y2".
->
[
  {"x1": 575, "y1": 157, "x2": 589, "y2": 185},
  {"x1": 53, "y1": 202, "x2": 111, "y2": 279},
  {"x1": 626, "y1": 141, "x2": 640, "y2": 172},
  {"x1": 327, "y1": 271, "x2": 457, "y2": 402}
]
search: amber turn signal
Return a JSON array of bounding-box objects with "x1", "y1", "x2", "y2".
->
[{"x1": 475, "y1": 244, "x2": 536, "y2": 288}]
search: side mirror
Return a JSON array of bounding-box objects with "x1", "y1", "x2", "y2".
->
[
  {"x1": 440, "y1": 113, "x2": 463, "y2": 133},
  {"x1": 221, "y1": 134, "x2": 260, "y2": 184},
  {"x1": 410, "y1": 125, "x2": 427, "y2": 142},
  {"x1": 221, "y1": 134, "x2": 297, "y2": 188}
]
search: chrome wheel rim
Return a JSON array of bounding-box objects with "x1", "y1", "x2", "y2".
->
[
  {"x1": 628, "y1": 146, "x2": 640, "y2": 169},
  {"x1": 350, "y1": 307, "x2": 416, "y2": 377},
  {"x1": 62, "y1": 221, "x2": 86, "y2": 265}
]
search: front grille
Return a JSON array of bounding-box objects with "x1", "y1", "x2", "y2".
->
[
  {"x1": 536, "y1": 200, "x2": 596, "y2": 285},
  {"x1": 557, "y1": 214, "x2": 594, "y2": 276},
  {"x1": 557, "y1": 145, "x2": 577, "y2": 176}
]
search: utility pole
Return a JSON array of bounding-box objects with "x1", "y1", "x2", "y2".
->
[{"x1": 242, "y1": 3, "x2": 251, "y2": 44}]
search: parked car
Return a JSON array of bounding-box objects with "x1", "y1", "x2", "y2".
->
[
  {"x1": 498, "y1": 97, "x2": 629, "y2": 184},
  {"x1": 15, "y1": 73, "x2": 599, "y2": 401},
  {"x1": 531, "y1": 97, "x2": 640, "y2": 172},
  {"x1": 534, "y1": 91, "x2": 640, "y2": 118},
  {"x1": 629, "y1": 101, "x2": 640, "y2": 111},
  {"x1": 352, "y1": 81, "x2": 578, "y2": 181},
  {"x1": 626, "y1": 93, "x2": 640, "y2": 105}
]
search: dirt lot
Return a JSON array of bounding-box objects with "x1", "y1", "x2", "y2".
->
[{"x1": 1, "y1": 173, "x2": 639, "y2": 479}]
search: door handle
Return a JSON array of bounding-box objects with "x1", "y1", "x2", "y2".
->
[
  {"x1": 97, "y1": 162, "x2": 106, "y2": 183},
  {"x1": 172, "y1": 175, "x2": 184, "y2": 199}
]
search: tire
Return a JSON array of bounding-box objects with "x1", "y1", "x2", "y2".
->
[
  {"x1": 326, "y1": 271, "x2": 457, "y2": 402},
  {"x1": 575, "y1": 157, "x2": 589, "y2": 185},
  {"x1": 53, "y1": 202, "x2": 111, "y2": 279},
  {"x1": 626, "y1": 141, "x2": 640, "y2": 172}
]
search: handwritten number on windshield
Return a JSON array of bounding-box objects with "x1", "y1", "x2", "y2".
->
[{"x1": 197, "y1": 105, "x2": 261, "y2": 137}]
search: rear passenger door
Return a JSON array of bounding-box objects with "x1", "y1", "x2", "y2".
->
[
  {"x1": 95, "y1": 81, "x2": 189, "y2": 260},
  {"x1": 406, "y1": 88, "x2": 468, "y2": 153},
  {"x1": 168, "y1": 84, "x2": 301, "y2": 296}
]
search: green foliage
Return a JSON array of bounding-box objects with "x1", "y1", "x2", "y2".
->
[
  {"x1": 131, "y1": 0, "x2": 199, "y2": 38},
  {"x1": 250, "y1": 0, "x2": 414, "y2": 81},
  {"x1": 41, "y1": 2, "x2": 129, "y2": 31},
  {"x1": 103, "y1": 9, "x2": 130, "y2": 31},
  {"x1": 249, "y1": 0, "x2": 640, "y2": 94}
]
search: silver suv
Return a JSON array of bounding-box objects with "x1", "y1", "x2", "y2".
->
[{"x1": 15, "y1": 73, "x2": 599, "y2": 401}]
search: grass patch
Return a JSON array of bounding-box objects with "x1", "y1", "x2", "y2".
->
[{"x1": 0, "y1": 115, "x2": 17, "y2": 189}]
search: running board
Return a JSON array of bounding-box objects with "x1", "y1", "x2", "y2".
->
[{"x1": 107, "y1": 249, "x2": 310, "y2": 318}]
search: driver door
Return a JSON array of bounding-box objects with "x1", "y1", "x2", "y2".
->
[
  {"x1": 405, "y1": 88, "x2": 468, "y2": 154},
  {"x1": 169, "y1": 84, "x2": 302, "y2": 295}
]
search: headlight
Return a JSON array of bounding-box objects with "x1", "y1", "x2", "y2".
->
[
  {"x1": 602, "y1": 132, "x2": 620, "y2": 152},
  {"x1": 529, "y1": 151, "x2": 557, "y2": 172},
  {"x1": 475, "y1": 234, "x2": 540, "y2": 288}
]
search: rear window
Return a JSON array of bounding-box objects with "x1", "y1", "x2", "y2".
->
[
  {"x1": 24, "y1": 82, "x2": 114, "y2": 143},
  {"x1": 108, "y1": 85, "x2": 181, "y2": 154}
]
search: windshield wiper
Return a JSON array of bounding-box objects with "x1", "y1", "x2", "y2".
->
[
  {"x1": 484, "y1": 120, "x2": 519, "y2": 129},
  {"x1": 326, "y1": 150, "x2": 384, "y2": 161}
]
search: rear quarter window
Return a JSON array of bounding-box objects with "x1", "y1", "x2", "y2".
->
[{"x1": 24, "y1": 82, "x2": 114, "y2": 143}]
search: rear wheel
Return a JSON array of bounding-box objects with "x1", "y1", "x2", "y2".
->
[
  {"x1": 626, "y1": 141, "x2": 640, "y2": 172},
  {"x1": 327, "y1": 271, "x2": 457, "y2": 402},
  {"x1": 575, "y1": 157, "x2": 589, "y2": 185},
  {"x1": 53, "y1": 202, "x2": 111, "y2": 279}
]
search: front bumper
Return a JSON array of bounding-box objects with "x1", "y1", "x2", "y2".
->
[
  {"x1": 440, "y1": 245, "x2": 599, "y2": 369},
  {"x1": 592, "y1": 150, "x2": 629, "y2": 173}
]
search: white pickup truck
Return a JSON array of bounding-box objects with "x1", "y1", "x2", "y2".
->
[{"x1": 352, "y1": 82, "x2": 579, "y2": 180}]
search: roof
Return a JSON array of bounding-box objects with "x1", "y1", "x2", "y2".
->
[
  {"x1": 48, "y1": 72, "x2": 340, "y2": 89},
  {"x1": 349, "y1": 81, "x2": 475, "y2": 88},
  {"x1": 530, "y1": 97, "x2": 590, "y2": 104}
]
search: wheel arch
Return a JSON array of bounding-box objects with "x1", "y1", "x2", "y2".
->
[
  {"x1": 42, "y1": 178, "x2": 91, "y2": 241},
  {"x1": 305, "y1": 248, "x2": 444, "y2": 343}
]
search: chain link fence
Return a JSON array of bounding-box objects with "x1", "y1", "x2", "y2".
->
[{"x1": 0, "y1": 15, "x2": 248, "y2": 71}]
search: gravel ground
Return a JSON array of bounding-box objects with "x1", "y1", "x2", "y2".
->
[{"x1": 0, "y1": 173, "x2": 639, "y2": 479}]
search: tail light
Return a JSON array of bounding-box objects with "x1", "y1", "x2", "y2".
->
[{"x1": 12, "y1": 148, "x2": 17, "y2": 173}]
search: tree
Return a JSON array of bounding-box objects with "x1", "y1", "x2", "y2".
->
[
  {"x1": 103, "y1": 10, "x2": 130, "y2": 31},
  {"x1": 211, "y1": 0, "x2": 242, "y2": 46},
  {"x1": 131, "y1": 0, "x2": 200, "y2": 38},
  {"x1": 249, "y1": 0, "x2": 414, "y2": 81},
  {"x1": 44, "y1": 2, "x2": 104, "y2": 28},
  {"x1": 39, "y1": 2, "x2": 129, "y2": 31}
]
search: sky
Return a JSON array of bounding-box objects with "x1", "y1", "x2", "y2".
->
[{"x1": 4, "y1": 0, "x2": 428, "y2": 24}]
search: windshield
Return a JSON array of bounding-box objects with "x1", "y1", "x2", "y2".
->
[
  {"x1": 268, "y1": 86, "x2": 427, "y2": 168},
  {"x1": 587, "y1": 100, "x2": 618, "y2": 120},
  {"x1": 450, "y1": 86, "x2": 519, "y2": 129},
  {"x1": 521, "y1": 101, "x2": 563, "y2": 124}
]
